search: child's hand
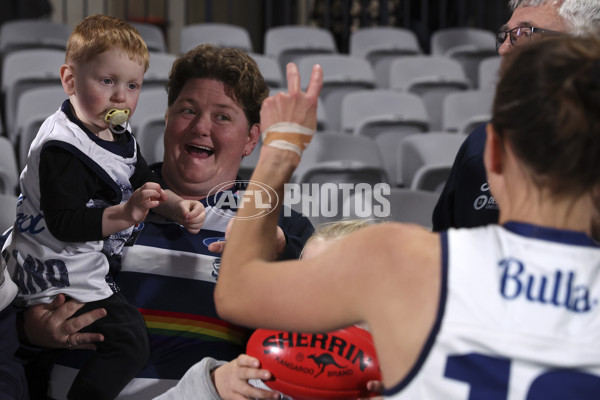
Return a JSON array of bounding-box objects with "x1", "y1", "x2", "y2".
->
[
  {"x1": 125, "y1": 182, "x2": 167, "y2": 224},
  {"x1": 176, "y1": 199, "x2": 206, "y2": 234}
]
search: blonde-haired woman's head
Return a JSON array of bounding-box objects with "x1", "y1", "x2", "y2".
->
[{"x1": 301, "y1": 219, "x2": 374, "y2": 259}]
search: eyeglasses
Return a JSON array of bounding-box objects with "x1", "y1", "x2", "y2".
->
[{"x1": 496, "y1": 26, "x2": 561, "y2": 51}]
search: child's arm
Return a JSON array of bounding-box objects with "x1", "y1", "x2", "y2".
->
[
  {"x1": 101, "y1": 182, "x2": 205, "y2": 237},
  {"x1": 153, "y1": 189, "x2": 206, "y2": 234}
]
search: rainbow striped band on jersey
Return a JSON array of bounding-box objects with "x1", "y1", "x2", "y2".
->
[{"x1": 262, "y1": 122, "x2": 315, "y2": 156}]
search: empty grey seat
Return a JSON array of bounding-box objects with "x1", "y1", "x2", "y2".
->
[
  {"x1": 14, "y1": 86, "x2": 66, "y2": 170},
  {"x1": 130, "y1": 88, "x2": 168, "y2": 165},
  {"x1": 397, "y1": 132, "x2": 466, "y2": 191},
  {"x1": 0, "y1": 137, "x2": 20, "y2": 196},
  {"x1": 144, "y1": 52, "x2": 176, "y2": 90},
  {"x1": 180, "y1": 23, "x2": 252, "y2": 53},
  {"x1": 341, "y1": 90, "x2": 430, "y2": 184},
  {"x1": 264, "y1": 25, "x2": 337, "y2": 73},
  {"x1": 350, "y1": 26, "x2": 422, "y2": 88},
  {"x1": 0, "y1": 192, "x2": 18, "y2": 232},
  {"x1": 343, "y1": 187, "x2": 440, "y2": 229},
  {"x1": 297, "y1": 54, "x2": 375, "y2": 131},
  {"x1": 389, "y1": 56, "x2": 469, "y2": 131},
  {"x1": 131, "y1": 22, "x2": 167, "y2": 53},
  {"x1": 249, "y1": 53, "x2": 283, "y2": 89},
  {"x1": 2, "y1": 49, "x2": 64, "y2": 140},
  {"x1": 479, "y1": 56, "x2": 502, "y2": 89},
  {"x1": 430, "y1": 27, "x2": 498, "y2": 88},
  {"x1": 0, "y1": 19, "x2": 69, "y2": 55},
  {"x1": 442, "y1": 89, "x2": 494, "y2": 133}
]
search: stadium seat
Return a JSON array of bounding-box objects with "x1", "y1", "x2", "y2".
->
[
  {"x1": 442, "y1": 89, "x2": 494, "y2": 134},
  {"x1": 397, "y1": 132, "x2": 466, "y2": 191},
  {"x1": 430, "y1": 27, "x2": 497, "y2": 88},
  {"x1": 130, "y1": 88, "x2": 168, "y2": 165},
  {"x1": 287, "y1": 133, "x2": 388, "y2": 226},
  {"x1": 249, "y1": 53, "x2": 283, "y2": 90},
  {"x1": 343, "y1": 187, "x2": 440, "y2": 229},
  {"x1": 180, "y1": 23, "x2": 253, "y2": 54},
  {"x1": 297, "y1": 54, "x2": 375, "y2": 131},
  {"x1": 0, "y1": 137, "x2": 19, "y2": 196},
  {"x1": 0, "y1": 192, "x2": 18, "y2": 232},
  {"x1": 349, "y1": 26, "x2": 422, "y2": 88},
  {"x1": 479, "y1": 55, "x2": 502, "y2": 89},
  {"x1": 0, "y1": 19, "x2": 69, "y2": 56},
  {"x1": 389, "y1": 56, "x2": 469, "y2": 131},
  {"x1": 341, "y1": 90, "x2": 430, "y2": 184},
  {"x1": 144, "y1": 52, "x2": 176, "y2": 90},
  {"x1": 14, "y1": 86, "x2": 66, "y2": 170},
  {"x1": 131, "y1": 22, "x2": 167, "y2": 53},
  {"x1": 1, "y1": 49, "x2": 64, "y2": 141},
  {"x1": 264, "y1": 25, "x2": 337, "y2": 73}
]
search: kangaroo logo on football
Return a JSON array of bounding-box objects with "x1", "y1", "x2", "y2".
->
[{"x1": 309, "y1": 353, "x2": 347, "y2": 377}]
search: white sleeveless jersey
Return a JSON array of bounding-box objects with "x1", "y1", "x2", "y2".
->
[
  {"x1": 3, "y1": 108, "x2": 137, "y2": 306},
  {"x1": 384, "y1": 222, "x2": 600, "y2": 399}
]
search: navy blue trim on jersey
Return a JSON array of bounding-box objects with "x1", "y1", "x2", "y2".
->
[
  {"x1": 503, "y1": 222, "x2": 599, "y2": 248},
  {"x1": 61, "y1": 99, "x2": 136, "y2": 158},
  {"x1": 432, "y1": 123, "x2": 498, "y2": 231},
  {"x1": 134, "y1": 220, "x2": 224, "y2": 257},
  {"x1": 383, "y1": 232, "x2": 449, "y2": 396},
  {"x1": 41, "y1": 140, "x2": 123, "y2": 203}
]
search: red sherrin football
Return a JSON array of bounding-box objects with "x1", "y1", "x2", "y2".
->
[{"x1": 246, "y1": 326, "x2": 382, "y2": 400}]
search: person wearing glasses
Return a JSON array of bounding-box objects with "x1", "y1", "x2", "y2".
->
[{"x1": 432, "y1": 0, "x2": 600, "y2": 232}]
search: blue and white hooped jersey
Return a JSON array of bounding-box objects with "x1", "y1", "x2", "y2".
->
[
  {"x1": 50, "y1": 189, "x2": 250, "y2": 399},
  {"x1": 384, "y1": 223, "x2": 600, "y2": 399},
  {"x1": 3, "y1": 106, "x2": 137, "y2": 306}
]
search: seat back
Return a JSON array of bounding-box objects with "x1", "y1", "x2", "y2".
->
[
  {"x1": 341, "y1": 90, "x2": 430, "y2": 184},
  {"x1": 249, "y1": 53, "x2": 283, "y2": 89},
  {"x1": 430, "y1": 27, "x2": 497, "y2": 87},
  {"x1": 264, "y1": 26, "x2": 337, "y2": 72},
  {"x1": 0, "y1": 137, "x2": 19, "y2": 196},
  {"x1": 2, "y1": 49, "x2": 64, "y2": 139},
  {"x1": 389, "y1": 56, "x2": 469, "y2": 131},
  {"x1": 431, "y1": 27, "x2": 496, "y2": 56},
  {"x1": 0, "y1": 19, "x2": 69, "y2": 55},
  {"x1": 130, "y1": 88, "x2": 168, "y2": 164},
  {"x1": 350, "y1": 26, "x2": 421, "y2": 62},
  {"x1": 343, "y1": 187, "x2": 440, "y2": 229},
  {"x1": 144, "y1": 52, "x2": 176, "y2": 90},
  {"x1": 298, "y1": 54, "x2": 375, "y2": 130},
  {"x1": 442, "y1": 89, "x2": 494, "y2": 133},
  {"x1": 131, "y1": 22, "x2": 167, "y2": 53},
  {"x1": 479, "y1": 56, "x2": 501, "y2": 89},
  {"x1": 180, "y1": 23, "x2": 252, "y2": 53},
  {"x1": 398, "y1": 132, "x2": 466, "y2": 191},
  {"x1": 0, "y1": 193, "x2": 18, "y2": 232},
  {"x1": 15, "y1": 86, "x2": 66, "y2": 170},
  {"x1": 294, "y1": 132, "x2": 386, "y2": 183}
]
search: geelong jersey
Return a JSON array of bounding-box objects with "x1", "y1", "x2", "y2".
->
[
  {"x1": 49, "y1": 180, "x2": 314, "y2": 399},
  {"x1": 384, "y1": 223, "x2": 600, "y2": 399},
  {"x1": 3, "y1": 106, "x2": 137, "y2": 306}
]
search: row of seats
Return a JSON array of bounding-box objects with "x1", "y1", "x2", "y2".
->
[
  {"x1": 0, "y1": 19, "x2": 500, "y2": 86},
  {"x1": 0, "y1": 19, "x2": 499, "y2": 141},
  {"x1": 0, "y1": 131, "x2": 445, "y2": 231},
  {"x1": 0, "y1": 48, "x2": 493, "y2": 164},
  {"x1": 6, "y1": 81, "x2": 483, "y2": 189}
]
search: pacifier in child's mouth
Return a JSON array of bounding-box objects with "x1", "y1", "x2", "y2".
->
[{"x1": 104, "y1": 108, "x2": 131, "y2": 134}]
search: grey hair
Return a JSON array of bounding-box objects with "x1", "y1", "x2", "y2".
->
[{"x1": 508, "y1": 0, "x2": 600, "y2": 36}]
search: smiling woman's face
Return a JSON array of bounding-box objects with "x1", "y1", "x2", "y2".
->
[{"x1": 161, "y1": 78, "x2": 260, "y2": 199}]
